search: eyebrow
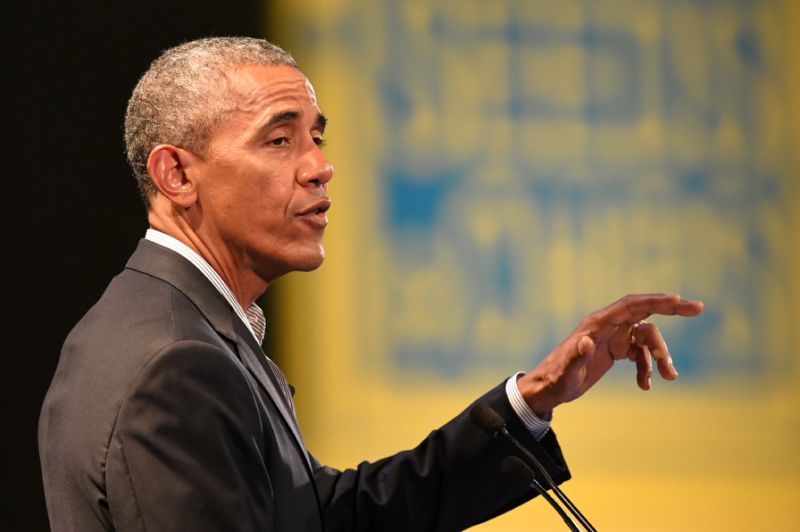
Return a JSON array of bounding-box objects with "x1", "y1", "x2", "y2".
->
[
  {"x1": 315, "y1": 113, "x2": 328, "y2": 133},
  {"x1": 261, "y1": 110, "x2": 328, "y2": 133}
]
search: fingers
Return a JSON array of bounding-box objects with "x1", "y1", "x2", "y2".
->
[
  {"x1": 607, "y1": 324, "x2": 633, "y2": 360},
  {"x1": 592, "y1": 293, "x2": 670, "y2": 326},
  {"x1": 632, "y1": 321, "x2": 678, "y2": 380},
  {"x1": 674, "y1": 299, "x2": 704, "y2": 316},
  {"x1": 631, "y1": 344, "x2": 652, "y2": 390},
  {"x1": 592, "y1": 294, "x2": 704, "y2": 327},
  {"x1": 549, "y1": 294, "x2": 701, "y2": 401}
]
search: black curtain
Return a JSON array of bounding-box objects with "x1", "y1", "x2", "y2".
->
[{"x1": 3, "y1": 1, "x2": 272, "y2": 528}]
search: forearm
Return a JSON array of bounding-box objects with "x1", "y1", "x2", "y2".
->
[{"x1": 314, "y1": 381, "x2": 571, "y2": 531}]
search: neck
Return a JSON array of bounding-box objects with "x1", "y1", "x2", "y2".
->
[{"x1": 147, "y1": 202, "x2": 268, "y2": 309}]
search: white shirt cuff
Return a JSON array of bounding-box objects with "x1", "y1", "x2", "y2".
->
[{"x1": 505, "y1": 372, "x2": 551, "y2": 441}]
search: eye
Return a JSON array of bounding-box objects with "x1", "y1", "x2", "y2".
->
[
  {"x1": 269, "y1": 137, "x2": 288, "y2": 146},
  {"x1": 313, "y1": 136, "x2": 326, "y2": 147}
]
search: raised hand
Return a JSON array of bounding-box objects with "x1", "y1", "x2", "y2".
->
[{"x1": 517, "y1": 294, "x2": 704, "y2": 417}]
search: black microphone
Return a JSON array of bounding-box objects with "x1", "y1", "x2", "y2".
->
[
  {"x1": 502, "y1": 456, "x2": 579, "y2": 532},
  {"x1": 470, "y1": 403, "x2": 596, "y2": 531},
  {"x1": 470, "y1": 402, "x2": 506, "y2": 433}
]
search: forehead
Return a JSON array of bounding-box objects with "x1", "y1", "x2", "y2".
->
[{"x1": 227, "y1": 64, "x2": 319, "y2": 114}]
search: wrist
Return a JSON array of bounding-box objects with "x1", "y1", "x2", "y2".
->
[
  {"x1": 506, "y1": 373, "x2": 552, "y2": 439},
  {"x1": 516, "y1": 371, "x2": 557, "y2": 419}
]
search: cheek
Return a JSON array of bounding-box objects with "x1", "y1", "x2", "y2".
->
[
  {"x1": 212, "y1": 164, "x2": 297, "y2": 231},
  {"x1": 257, "y1": 190, "x2": 292, "y2": 223}
]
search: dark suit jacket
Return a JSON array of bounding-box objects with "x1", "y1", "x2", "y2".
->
[{"x1": 39, "y1": 239, "x2": 570, "y2": 531}]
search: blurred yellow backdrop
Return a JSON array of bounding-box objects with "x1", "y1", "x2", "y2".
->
[{"x1": 268, "y1": 1, "x2": 799, "y2": 529}]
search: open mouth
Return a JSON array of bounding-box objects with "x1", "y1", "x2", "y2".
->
[
  {"x1": 298, "y1": 198, "x2": 331, "y2": 217},
  {"x1": 297, "y1": 198, "x2": 331, "y2": 228}
]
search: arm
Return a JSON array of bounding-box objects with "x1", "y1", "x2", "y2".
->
[
  {"x1": 105, "y1": 341, "x2": 273, "y2": 532},
  {"x1": 314, "y1": 294, "x2": 703, "y2": 532},
  {"x1": 312, "y1": 381, "x2": 570, "y2": 532}
]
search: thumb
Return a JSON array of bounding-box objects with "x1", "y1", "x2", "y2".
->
[
  {"x1": 554, "y1": 335, "x2": 597, "y2": 405},
  {"x1": 562, "y1": 334, "x2": 594, "y2": 377},
  {"x1": 576, "y1": 335, "x2": 595, "y2": 361}
]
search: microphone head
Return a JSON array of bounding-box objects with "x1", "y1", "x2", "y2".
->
[
  {"x1": 501, "y1": 455, "x2": 535, "y2": 483},
  {"x1": 470, "y1": 403, "x2": 506, "y2": 434}
]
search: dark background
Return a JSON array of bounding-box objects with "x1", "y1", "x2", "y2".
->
[{"x1": 3, "y1": 1, "x2": 273, "y2": 528}]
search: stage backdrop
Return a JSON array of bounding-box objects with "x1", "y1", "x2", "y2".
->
[{"x1": 269, "y1": 1, "x2": 799, "y2": 529}]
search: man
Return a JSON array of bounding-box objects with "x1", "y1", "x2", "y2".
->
[{"x1": 39, "y1": 37, "x2": 703, "y2": 531}]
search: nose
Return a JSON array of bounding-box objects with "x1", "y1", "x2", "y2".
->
[{"x1": 298, "y1": 144, "x2": 334, "y2": 189}]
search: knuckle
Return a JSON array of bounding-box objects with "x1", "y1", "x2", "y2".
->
[{"x1": 639, "y1": 322, "x2": 656, "y2": 334}]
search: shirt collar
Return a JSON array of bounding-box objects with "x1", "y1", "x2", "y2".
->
[{"x1": 144, "y1": 228, "x2": 266, "y2": 345}]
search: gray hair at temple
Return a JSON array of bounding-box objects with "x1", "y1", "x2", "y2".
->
[{"x1": 124, "y1": 37, "x2": 299, "y2": 207}]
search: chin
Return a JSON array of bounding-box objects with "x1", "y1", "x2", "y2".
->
[
  {"x1": 257, "y1": 244, "x2": 326, "y2": 281},
  {"x1": 295, "y1": 258, "x2": 324, "y2": 272},
  {"x1": 290, "y1": 245, "x2": 326, "y2": 272}
]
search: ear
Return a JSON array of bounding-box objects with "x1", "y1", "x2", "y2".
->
[{"x1": 146, "y1": 145, "x2": 198, "y2": 209}]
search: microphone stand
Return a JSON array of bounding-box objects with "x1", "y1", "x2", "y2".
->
[
  {"x1": 503, "y1": 456, "x2": 580, "y2": 531},
  {"x1": 471, "y1": 403, "x2": 597, "y2": 531}
]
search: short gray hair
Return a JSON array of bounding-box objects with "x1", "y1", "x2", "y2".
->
[{"x1": 124, "y1": 37, "x2": 298, "y2": 207}]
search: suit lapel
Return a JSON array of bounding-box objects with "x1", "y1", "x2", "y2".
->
[
  {"x1": 232, "y1": 318, "x2": 313, "y2": 471},
  {"x1": 125, "y1": 239, "x2": 313, "y2": 472}
]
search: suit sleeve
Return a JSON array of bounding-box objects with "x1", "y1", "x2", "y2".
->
[
  {"x1": 312, "y1": 381, "x2": 571, "y2": 532},
  {"x1": 105, "y1": 340, "x2": 273, "y2": 532}
]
